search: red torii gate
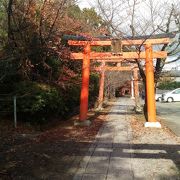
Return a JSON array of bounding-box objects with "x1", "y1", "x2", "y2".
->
[
  {"x1": 68, "y1": 37, "x2": 170, "y2": 127},
  {"x1": 94, "y1": 62, "x2": 139, "y2": 108}
]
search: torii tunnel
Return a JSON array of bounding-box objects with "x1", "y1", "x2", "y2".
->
[
  {"x1": 67, "y1": 35, "x2": 171, "y2": 127},
  {"x1": 93, "y1": 63, "x2": 139, "y2": 108}
]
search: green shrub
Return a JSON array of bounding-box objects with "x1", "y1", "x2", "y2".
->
[
  {"x1": 13, "y1": 81, "x2": 65, "y2": 123},
  {"x1": 62, "y1": 84, "x2": 80, "y2": 117},
  {"x1": 0, "y1": 72, "x2": 99, "y2": 124},
  {"x1": 89, "y1": 73, "x2": 99, "y2": 102},
  {"x1": 158, "y1": 81, "x2": 180, "y2": 90}
]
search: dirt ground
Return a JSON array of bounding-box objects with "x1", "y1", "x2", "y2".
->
[
  {"x1": 0, "y1": 102, "x2": 180, "y2": 180},
  {"x1": 0, "y1": 107, "x2": 110, "y2": 180}
]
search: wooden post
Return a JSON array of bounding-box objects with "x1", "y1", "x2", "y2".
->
[
  {"x1": 98, "y1": 61, "x2": 105, "y2": 108},
  {"x1": 13, "y1": 96, "x2": 17, "y2": 128},
  {"x1": 79, "y1": 43, "x2": 91, "y2": 121},
  {"x1": 145, "y1": 44, "x2": 158, "y2": 125}
]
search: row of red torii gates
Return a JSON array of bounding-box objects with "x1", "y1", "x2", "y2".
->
[
  {"x1": 93, "y1": 61, "x2": 139, "y2": 106},
  {"x1": 68, "y1": 36, "x2": 171, "y2": 127}
]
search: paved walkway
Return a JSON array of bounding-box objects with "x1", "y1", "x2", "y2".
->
[
  {"x1": 73, "y1": 98, "x2": 180, "y2": 180},
  {"x1": 74, "y1": 98, "x2": 135, "y2": 180}
]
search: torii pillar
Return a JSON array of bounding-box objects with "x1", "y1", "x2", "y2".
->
[
  {"x1": 97, "y1": 61, "x2": 105, "y2": 109},
  {"x1": 78, "y1": 43, "x2": 91, "y2": 125},
  {"x1": 145, "y1": 43, "x2": 161, "y2": 128}
]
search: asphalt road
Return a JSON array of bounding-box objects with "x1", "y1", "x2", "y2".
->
[{"x1": 156, "y1": 101, "x2": 180, "y2": 136}]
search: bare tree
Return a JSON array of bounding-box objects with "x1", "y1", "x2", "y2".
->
[
  {"x1": 96, "y1": 0, "x2": 179, "y2": 84},
  {"x1": 95, "y1": 0, "x2": 179, "y2": 118},
  {"x1": 3, "y1": 0, "x2": 83, "y2": 80}
]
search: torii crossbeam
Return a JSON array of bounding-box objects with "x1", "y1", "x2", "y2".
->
[{"x1": 68, "y1": 36, "x2": 171, "y2": 128}]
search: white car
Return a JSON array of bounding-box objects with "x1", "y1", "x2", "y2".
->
[
  {"x1": 162, "y1": 88, "x2": 180, "y2": 102},
  {"x1": 155, "y1": 94, "x2": 162, "y2": 101}
]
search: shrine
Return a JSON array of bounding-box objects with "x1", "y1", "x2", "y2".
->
[{"x1": 67, "y1": 35, "x2": 171, "y2": 127}]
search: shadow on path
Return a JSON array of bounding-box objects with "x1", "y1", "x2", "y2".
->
[{"x1": 0, "y1": 140, "x2": 179, "y2": 179}]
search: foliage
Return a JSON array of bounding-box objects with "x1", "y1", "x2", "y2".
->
[
  {"x1": 0, "y1": 1, "x2": 103, "y2": 124},
  {"x1": 0, "y1": 1, "x2": 7, "y2": 49},
  {"x1": 0, "y1": 81, "x2": 74, "y2": 123},
  {"x1": 89, "y1": 73, "x2": 99, "y2": 102},
  {"x1": 0, "y1": 72, "x2": 99, "y2": 124},
  {"x1": 158, "y1": 81, "x2": 180, "y2": 90},
  {"x1": 67, "y1": 5, "x2": 105, "y2": 35},
  {"x1": 81, "y1": 8, "x2": 104, "y2": 34},
  {"x1": 0, "y1": 81, "x2": 64, "y2": 123}
]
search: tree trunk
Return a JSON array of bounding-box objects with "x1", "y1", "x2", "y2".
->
[
  {"x1": 143, "y1": 81, "x2": 148, "y2": 121},
  {"x1": 7, "y1": 0, "x2": 13, "y2": 43}
]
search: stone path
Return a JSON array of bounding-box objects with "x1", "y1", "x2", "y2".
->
[
  {"x1": 73, "y1": 98, "x2": 135, "y2": 180},
  {"x1": 73, "y1": 98, "x2": 180, "y2": 180}
]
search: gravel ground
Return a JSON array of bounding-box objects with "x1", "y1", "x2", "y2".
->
[{"x1": 130, "y1": 114, "x2": 180, "y2": 180}]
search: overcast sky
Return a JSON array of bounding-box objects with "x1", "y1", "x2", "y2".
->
[
  {"x1": 77, "y1": 0, "x2": 180, "y2": 71},
  {"x1": 78, "y1": 0, "x2": 93, "y2": 9}
]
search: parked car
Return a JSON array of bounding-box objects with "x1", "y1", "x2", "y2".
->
[
  {"x1": 155, "y1": 93, "x2": 162, "y2": 101},
  {"x1": 162, "y1": 88, "x2": 180, "y2": 102}
]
